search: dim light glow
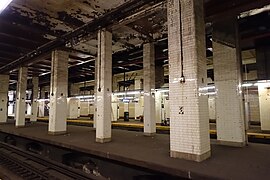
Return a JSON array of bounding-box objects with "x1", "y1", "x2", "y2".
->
[
  {"x1": 242, "y1": 83, "x2": 253, "y2": 87},
  {"x1": 0, "y1": 0, "x2": 12, "y2": 14},
  {"x1": 37, "y1": 99, "x2": 49, "y2": 102},
  {"x1": 75, "y1": 95, "x2": 94, "y2": 99},
  {"x1": 113, "y1": 90, "x2": 142, "y2": 96}
]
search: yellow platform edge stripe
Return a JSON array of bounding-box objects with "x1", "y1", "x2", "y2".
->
[{"x1": 36, "y1": 118, "x2": 270, "y2": 138}]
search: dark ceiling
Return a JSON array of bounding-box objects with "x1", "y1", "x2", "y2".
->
[{"x1": 0, "y1": 0, "x2": 269, "y2": 88}]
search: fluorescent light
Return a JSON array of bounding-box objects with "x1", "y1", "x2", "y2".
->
[
  {"x1": 75, "y1": 95, "x2": 94, "y2": 99},
  {"x1": 207, "y1": 48, "x2": 213, "y2": 52},
  {"x1": 240, "y1": 5, "x2": 270, "y2": 18},
  {"x1": 113, "y1": 90, "x2": 142, "y2": 96},
  {"x1": 0, "y1": 0, "x2": 12, "y2": 14},
  {"x1": 37, "y1": 99, "x2": 50, "y2": 102},
  {"x1": 242, "y1": 83, "x2": 253, "y2": 87},
  {"x1": 198, "y1": 86, "x2": 215, "y2": 91},
  {"x1": 157, "y1": 89, "x2": 169, "y2": 93}
]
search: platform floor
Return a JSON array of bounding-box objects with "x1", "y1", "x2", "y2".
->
[
  {"x1": 0, "y1": 122, "x2": 270, "y2": 179},
  {"x1": 34, "y1": 117, "x2": 270, "y2": 140}
]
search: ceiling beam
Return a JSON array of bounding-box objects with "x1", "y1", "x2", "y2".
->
[
  {"x1": 0, "y1": 10, "x2": 65, "y2": 37},
  {"x1": 0, "y1": 0, "x2": 163, "y2": 74},
  {"x1": 0, "y1": 22, "x2": 48, "y2": 44},
  {"x1": 205, "y1": 0, "x2": 270, "y2": 22},
  {"x1": 0, "y1": 34, "x2": 41, "y2": 50}
]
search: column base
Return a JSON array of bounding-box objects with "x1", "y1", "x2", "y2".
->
[
  {"x1": 216, "y1": 140, "x2": 246, "y2": 147},
  {"x1": 16, "y1": 125, "x2": 25, "y2": 128},
  {"x1": 96, "y1": 137, "x2": 111, "y2": 143},
  {"x1": 144, "y1": 132, "x2": 156, "y2": 137},
  {"x1": 170, "y1": 150, "x2": 211, "y2": 162},
  {"x1": 48, "y1": 131, "x2": 67, "y2": 135}
]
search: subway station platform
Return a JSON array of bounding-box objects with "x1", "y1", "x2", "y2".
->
[
  {"x1": 0, "y1": 122, "x2": 270, "y2": 179},
  {"x1": 34, "y1": 117, "x2": 270, "y2": 141}
]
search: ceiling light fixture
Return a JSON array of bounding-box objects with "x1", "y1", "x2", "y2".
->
[{"x1": 0, "y1": 0, "x2": 12, "y2": 14}]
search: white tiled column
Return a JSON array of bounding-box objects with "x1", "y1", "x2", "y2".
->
[
  {"x1": 93, "y1": 59, "x2": 97, "y2": 128},
  {"x1": 48, "y1": 50, "x2": 68, "y2": 135},
  {"x1": 15, "y1": 67, "x2": 28, "y2": 127},
  {"x1": 167, "y1": 0, "x2": 210, "y2": 162},
  {"x1": 155, "y1": 91, "x2": 162, "y2": 124},
  {"x1": 256, "y1": 46, "x2": 270, "y2": 130},
  {"x1": 258, "y1": 83, "x2": 270, "y2": 130},
  {"x1": 143, "y1": 43, "x2": 156, "y2": 136},
  {"x1": 0, "y1": 75, "x2": 9, "y2": 123},
  {"x1": 67, "y1": 98, "x2": 80, "y2": 119},
  {"x1": 38, "y1": 86, "x2": 46, "y2": 118},
  {"x1": 213, "y1": 43, "x2": 246, "y2": 146},
  {"x1": 96, "y1": 29, "x2": 112, "y2": 143},
  {"x1": 112, "y1": 95, "x2": 118, "y2": 122},
  {"x1": 30, "y1": 76, "x2": 39, "y2": 122}
]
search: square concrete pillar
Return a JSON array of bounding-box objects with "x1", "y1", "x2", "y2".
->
[
  {"x1": 15, "y1": 67, "x2": 28, "y2": 127},
  {"x1": 143, "y1": 43, "x2": 156, "y2": 136},
  {"x1": 167, "y1": 0, "x2": 211, "y2": 162},
  {"x1": 134, "y1": 79, "x2": 143, "y2": 119},
  {"x1": 67, "y1": 98, "x2": 80, "y2": 119},
  {"x1": 30, "y1": 76, "x2": 39, "y2": 122},
  {"x1": 256, "y1": 46, "x2": 270, "y2": 80},
  {"x1": 40, "y1": 87, "x2": 46, "y2": 99},
  {"x1": 93, "y1": 52, "x2": 98, "y2": 129},
  {"x1": 96, "y1": 29, "x2": 112, "y2": 143},
  {"x1": 258, "y1": 83, "x2": 270, "y2": 130},
  {"x1": 213, "y1": 20, "x2": 246, "y2": 147},
  {"x1": 0, "y1": 75, "x2": 9, "y2": 123},
  {"x1": 112, "y1": 95, "x2": 118, "y2": 122},
  {"x1": 155, "y1": 91, "x2": 162, "y2": 124},
  {"x1": 48, "y1": 50, "x2": 68, "y2": 135},
  {"x1": 155, "y1": 64, "x2": 164, "y2": 88}
]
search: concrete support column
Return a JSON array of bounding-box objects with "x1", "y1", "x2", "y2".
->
[
  {"x1": 15, "y1": 67, "x2": 28, "y2": 127},
  {"x1": 93, "y1": 51, "x2": 99, "y2": 128},
  {"x1": 258, "y1": 83, "x2": 270, "y2": 130},
  {"x1": 96, "y1": 29, "x2": 112, "y2": 143},
  {"x1": 155, "y1": 91, "x2": 162, "y2": 124},
  {"x1": 112, "y1": 75, "x2": 118, "y2": 92},
  {"x1": 70, "y1": 83, "x2": 80, "y2": 96},
  {"x1": 38, "y1": 86, "x2": 45, "y2": 117},
  {"x1": 134, "y1": 79, "x2": 143, "y2": 119},
  {"x1": 30, "y1": 77, "x2": 39, "y2": 122},
  {"x1": 67, "y1": 98, "x2": 80, "y2": 119},
  {"x1": 213, "y1": 21, "x2": 246, "y2": 146},
  {"x1": 256, "y1": 46, "x2": 270, "y2": 80},
  {"x1": 40, "y1": 87, "x2": 45, "y2": 99},
  {"x1": 0, "y1": 75, "x2": 9, "y2": 123},
  {"x1": 112, "y1": 95, "x2": 118, "y2": 122},
  {"x1": 155, "y1": 64, "x2": 164, "y2": 88},
  {"x1": 143, "y1": 43, "x2": 156, "y2": 136},
  {"x1": 48, "y1": 50, "x2": 68, "y2": 135},
  {"x1": 256, "y1": 46, "x2": 270, "y2": 130},
  {"x1": 167, "y1": 0, "x2": 210, "y2": 162}
]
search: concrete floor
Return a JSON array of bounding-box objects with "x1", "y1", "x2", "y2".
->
[{"x1": 0, "y1": 122, "x2": 270, "y2": 179}]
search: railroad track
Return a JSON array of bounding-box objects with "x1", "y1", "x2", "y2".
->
[{"x1": 0, "y1": 142, "x2": 104, "y2": 180}]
